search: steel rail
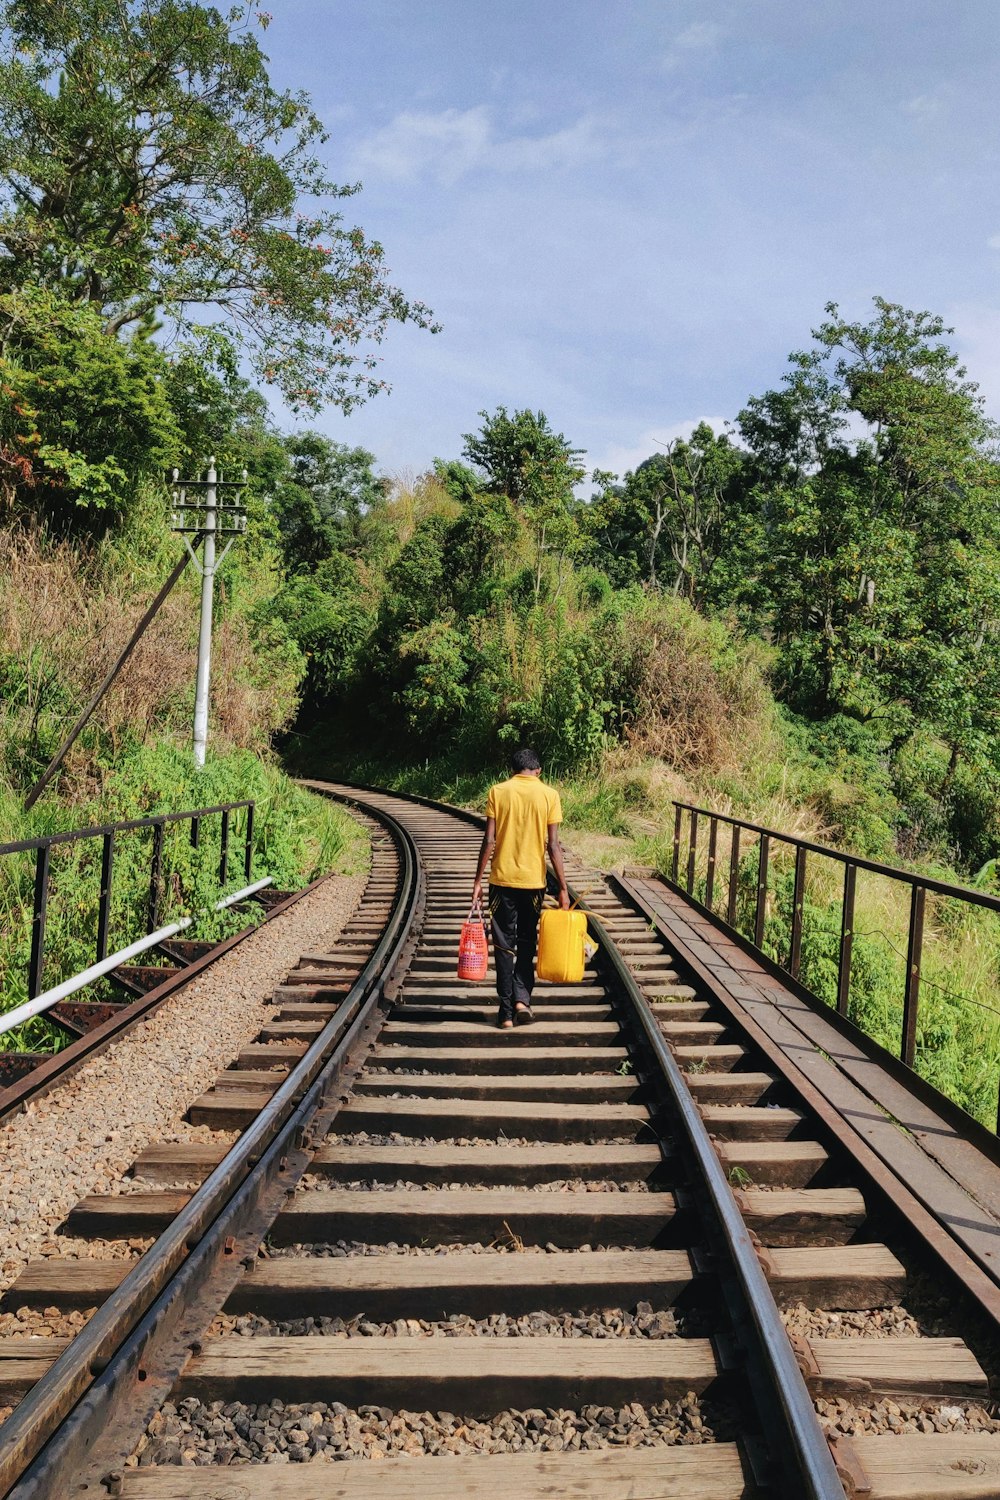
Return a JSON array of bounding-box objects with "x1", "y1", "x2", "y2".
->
[
  {"x1": 3, "y1": 799, "x2": 258, "y2": 1013},
  {"x1": 578, "y1": 891, "x2": 846, "y2": 1499},
  {"x1": 0, "y1": 875, "x2": 330, "y2": 1126},
  {"x1": 310, "y1": 781, "x2": 844, "y2": 1499},
  {"x1": 1, "y1": 803, "x2": 419, "y2": 1499}
]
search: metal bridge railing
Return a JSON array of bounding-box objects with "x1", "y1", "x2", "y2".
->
[
  {"x1": 1, "y1": 801, "x2": 263, "y2": 1031},
  {"x1": 670, "y1": 799, "x2": 1000, "y2": 1113}
]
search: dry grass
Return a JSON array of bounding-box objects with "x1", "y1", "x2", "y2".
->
[
  {"x1": 0, "y1": 524, "x2": 298, "y2": 799},
  {"x1": 493, "y1": 1220, "x2": 526, "y2": 1253},
  {"x1": 382, "y1": 472, "x2": 461, "y2": 547},
  {"x1": 625, "y1": 617, "x2": 771, "y2": 774}
]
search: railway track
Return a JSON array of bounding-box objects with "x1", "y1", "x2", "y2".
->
[{"x1": 1, "y1": 784, "x2": 999, "y2": 1497}]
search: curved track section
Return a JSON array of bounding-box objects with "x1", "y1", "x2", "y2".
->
[{"x1": 3, "y1": 784, "x2": 1000, "y2": 1498}]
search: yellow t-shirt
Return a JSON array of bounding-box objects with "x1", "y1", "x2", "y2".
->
[{"x1": 486, "y1": 775, "x2": 563, "y2": 889}]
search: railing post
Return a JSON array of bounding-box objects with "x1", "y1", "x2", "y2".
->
[
  {"x1": 754, "y1": 834, "x2": 770, "y2": 947},
  {"x1": 96, "y1": 831, "x2": 115, "y2": 963},
  {"x1": 190, "y1": 815, "x2": 200, "y2": 851},
  {"x1": 244, "y1": 803, "x2": 254, "y2": 883},
  {"x1": 27, "y1": 843, "x2": 51, "y2": 1000},
  {"x1": 671, "y1": 805, "x2": 682, "y2": 881},
  {"x1": 686, "y1": 809, "x2": 699, "y2": 894},
  {"x1": 901, "y1": 884, "x2": 926, "y2": 1067},
  {"x1": 705, "y1": 817, "x2": 718, "y2": 910},
  {"x1": 148, "y1": 821, "x2": 165, "y2": 933},
  {"x1": 219, "y1": 807, "x2": 230, "y2": 886},
  {"x1": 837, "y1": 864, "x2": 856, "y2": 1016},
  {"x1": 789, "y1": 845, "x2": 807, "y2": 978},
  {"x1": 727, "y1": 825, "x2": 741, "y2": 927}
]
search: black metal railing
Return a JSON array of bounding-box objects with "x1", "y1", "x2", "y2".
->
[
  {"x1": 1, "y1": 801, "x2": 256, "y2": 1007},
  {"x1": 670, "y1": 800, "x2": 1000, "y2": 1096}
]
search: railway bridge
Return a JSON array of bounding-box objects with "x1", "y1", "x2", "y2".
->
[{"x1": 1, "y1": 783, "x2": 999, "y2": 1498}]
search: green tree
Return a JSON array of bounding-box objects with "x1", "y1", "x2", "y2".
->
[
  {"x1": 0, "y1": 0, "x2": 438, "y2": 413},
  {"x1": 432, "y1": 457, "x2": 482, "y2": 504},
  {"x1": 462, "y1": 407, "x2": 584, "y2": 504},
  {"x1": 263, "y1": 434, "x2": 385, "y2": 572},
  {"x1": 737, "y1": 298, "x2": 1000, "y2": 775},
  {"x1": 462, "y1": 407, "x2": 585, "y2": 601},
  {"x1": 265, "y1": 552, "x2": 371, "y2": 726},
  {"x1": 0, "y1": 283, "x2": 179, "y2": 521},
  {"x1": 286, "y1": 435, "x2": 385, "y2": 542},
  {"x1": 584, "y1": 426, "x2": 751, "y2": 605}
]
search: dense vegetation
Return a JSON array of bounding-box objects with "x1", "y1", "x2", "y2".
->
[
  {"x1": 0, "y1": 0, "x2": 422, "y2": 1036},
  {"x1": 270, "y1": 312, "x2": 1000, "y2": 1126},
  {"x1": 284, "y1": 306, "x2": 1000, "y2": 880},
  {"x1": 0, "y1": 1, "x2": 998, "y2": 1116}
]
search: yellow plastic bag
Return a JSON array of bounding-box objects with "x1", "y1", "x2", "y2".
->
[{"x1": 536, "y1": 907, "x2": 590, "y2": 983}]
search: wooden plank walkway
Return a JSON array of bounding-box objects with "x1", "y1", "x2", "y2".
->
[{"x1": 624, "y1": 873, "x2": 1000, "y2": 1305}]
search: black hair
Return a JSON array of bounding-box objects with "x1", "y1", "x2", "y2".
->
[{"x1": 510, "y1": 746, "x2": 542, "y2": 773}]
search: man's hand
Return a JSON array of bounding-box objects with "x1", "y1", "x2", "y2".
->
[
  {"x1": 558, "y1": 887, "x2": 571, "y2": 910},
  {"x1": 472, "y1": 877, "x2": 484, "y2": 909}
]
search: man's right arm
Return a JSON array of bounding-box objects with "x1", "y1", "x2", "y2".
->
[{"x1": 472, "y1": 816, "x2": 496, "y2": 908}]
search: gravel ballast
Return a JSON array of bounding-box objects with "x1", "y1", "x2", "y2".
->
[
  {"x1": 296, "y1": 1175, "x2": 650, "y2": 1194},
  {"x1": 211, "y1": 1306, "x2": 684, "y2": 1340},
  {"x1": 327, "y1": 1132, "x2": 640, "y2": 1148},
  {"x1": 815, "y1": 1395, "x2": 1000, "y2": 1437},
  {"x1": 128, "y1": 1393, "x2": 728, "y2": 1467},
  {"x1": 782, "y1": 1305, "x2": 923, "y2": 1340},
  {"x1": 0, "y1": 872, "x2": 366, "y2": 1295}
]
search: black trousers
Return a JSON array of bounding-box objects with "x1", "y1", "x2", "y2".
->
[{"x1": 489, "y1": 884, "x2": 544, "y2": 1020}]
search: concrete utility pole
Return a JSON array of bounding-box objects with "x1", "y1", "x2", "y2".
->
[{"x1": 171, "y1": 459, "x2": 247, "y2": 769}]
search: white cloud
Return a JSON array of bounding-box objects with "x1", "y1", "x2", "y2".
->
[
  {"x1": 901, "y1": 88, "x2": 951, "y2": 121},
  {"x1": 988, "y1": 234, "x2": 1000, "y2": 251},
  {"x1": 351, "y1": 106, "x2": 607, "y2": 185},
  {"x1": 662, "y1": 21, "x2": 724, "y2": 71},
  {"x1": 588, "y1": 417, "x2": 732, "y2": 481},
  {"x1": 674, "y1": 21, "x2": 725, "y2": 51}
]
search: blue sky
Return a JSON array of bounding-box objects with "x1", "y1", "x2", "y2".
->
[{"x1": 262, "y1": 0, "x2": 1000, "y2": 484}]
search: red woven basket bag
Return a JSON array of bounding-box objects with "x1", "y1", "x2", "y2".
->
[{"x1": 457, "y1": 899, "x2": 489, "y2": 982}]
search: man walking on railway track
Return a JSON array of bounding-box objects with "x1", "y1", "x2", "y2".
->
[{"x1": 471, "y1": 747, "x2": 571, "y2": 1029}]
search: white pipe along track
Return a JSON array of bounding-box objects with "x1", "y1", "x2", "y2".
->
[{"x1": 0, "y1": 877, "x2": 273, "y2": 1037}]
